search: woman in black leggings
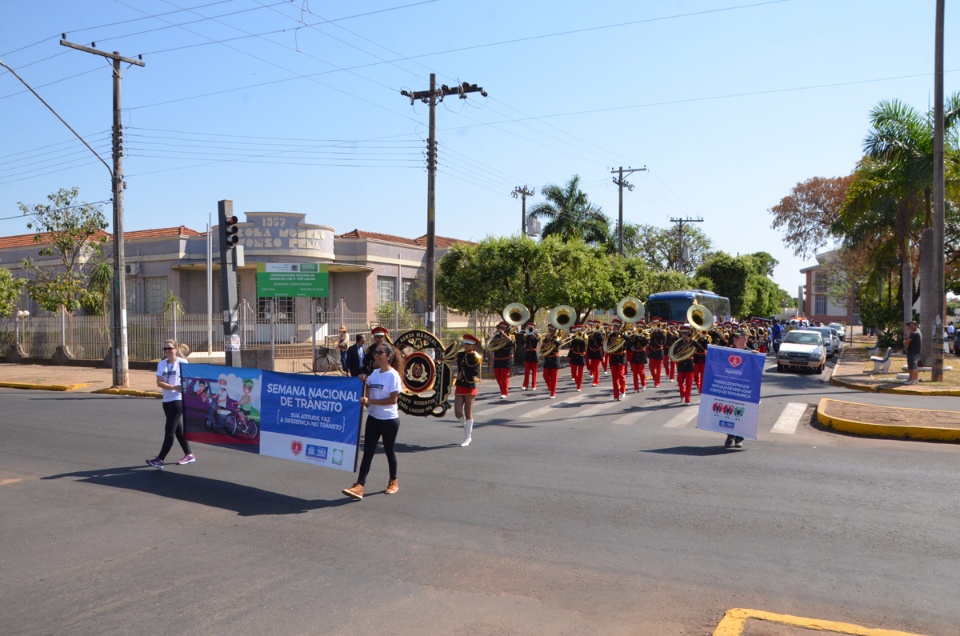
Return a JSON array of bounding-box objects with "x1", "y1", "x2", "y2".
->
[
  {"x1": 147, "y1": 339, "x2": 194, "y2": 469},
  {"x1": 342, "y1": 342, "x2": 401, "y2": 500}
]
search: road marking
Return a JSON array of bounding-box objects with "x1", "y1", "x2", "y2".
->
[
  {"x1": 714, "y1": 607, "x2": 924, "y2": 635},
  {"x1": 663, "y1": 407, "x2": 699, "y2": 428},
  {"x1": 0, "y1": 478, "x2": 23, "y2": 486},
  {"x1": 771, "y1": 402, "x2": 807, "y2": 434}
]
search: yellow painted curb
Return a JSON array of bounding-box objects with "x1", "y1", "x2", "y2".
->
[
  {"x1": 817, "y1": 398, "x2": 960, "y2": 442},
  {"x1": 831, "y1": 377, "x2": 960, "y2": 397},
  {"x1": 91, "y1": 388, "x2": 162, "y2": 398},
  {"x1": 715, "y1": 607, "x2": 926, "y2": 635},
  {"x1": 0, "y1": 382, "x2": 90, "y2": 391}
]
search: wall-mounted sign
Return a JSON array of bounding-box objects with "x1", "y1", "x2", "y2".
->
[{"x1": 256, "y1": 263, "x2": 329, "y2": 298}]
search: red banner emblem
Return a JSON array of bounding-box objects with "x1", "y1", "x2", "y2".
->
[
  {"x1": 290, "y1": 440, "x2": 303, "y2": 456},
  {"x1": 728, "y1": 355, "x2": 742, "y2": 368}
]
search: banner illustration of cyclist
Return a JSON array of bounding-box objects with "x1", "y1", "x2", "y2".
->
[{"x1": 181, "y1": 364, "x2": 363, "y2": 472}]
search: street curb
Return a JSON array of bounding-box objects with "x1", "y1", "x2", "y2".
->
[
  {"x1": 0, "y1": 382, "x2": 90, "y2": 392},
  {"x1": 714, "y1": 606, "x2": 923, "y2": 635},
  {"x1": 817, "y1": 398, "x2": 960, "y2": 442},
  {"x1": 91, "y1": 388, "x2": 162, "y2": 398},
  {"x1": 831, "y1": 376, "x2": 960, "y2": 396}
]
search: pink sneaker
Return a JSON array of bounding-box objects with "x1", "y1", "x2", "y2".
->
[{"x1": 176, "y1": 454, "x2": 196, "y2": 465}]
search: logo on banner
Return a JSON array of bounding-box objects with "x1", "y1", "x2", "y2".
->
[
  {"x1": 290, "y1": 440, "x2": 303, "y2": 456},
  {"x1": 712, "y1": 402, "x2": 746, "y2": 418},
  {"x1": 332, "y1": 449, "x2": 344, "y2": 466},
  {"x1": 728, "y1": 355, "x2": 742, "y2": 368},
  {"x1": 306, "y1": 444, "x2": 328, "y2": 461},
  {"x1": 392, "y1": 329, "x2": 455, "y2": 418}
]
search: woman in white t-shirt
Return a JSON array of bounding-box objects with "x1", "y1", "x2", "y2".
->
[
  {"x1": 146, "y1": 339, "x2": 195, "y2": 469},
  {"x1": 342, "y1": 342, "x2": 401, "y2": 500}
]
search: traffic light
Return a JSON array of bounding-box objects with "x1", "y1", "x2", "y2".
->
[{"x1": 222, "y1": 214, "x2": 239, "y2": 247}]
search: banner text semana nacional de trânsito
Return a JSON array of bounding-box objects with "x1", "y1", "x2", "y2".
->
[
  {"x1": 696, "y1": 345, "x2": 765, "y2": 441},
  {"x1": 180, "y1": 364, "x2": 363, "y2": 472}
]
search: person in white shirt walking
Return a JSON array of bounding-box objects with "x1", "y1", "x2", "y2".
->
[{"x1": 147, "y1": 339, "x2": 195, "y2": 469}]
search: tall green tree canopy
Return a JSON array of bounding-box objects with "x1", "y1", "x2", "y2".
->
[
  {"x1": 0, "y1": 268, "x2": 25, "y2": 317},
  {"x1": 18, "y1": 187, "x2": 110, "y2": 314},
  {"x1": 624, "y1": 223, "x2": 712, "y2": 275},
  {"x1": 529, "y1": 175, "x2": 610, "y2": 247}
]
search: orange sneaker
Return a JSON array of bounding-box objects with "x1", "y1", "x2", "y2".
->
[
  {"x1": 385, "y1": 479, "x2": 399, "y2": 495},
  {"x1": 342, "y1": 483, "x2": 364, "y2": 500}
]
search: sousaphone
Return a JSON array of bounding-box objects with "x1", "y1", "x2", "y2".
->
[
  {"x1": 503, "y1": 303, "x2": 530, "y2": 327},
  {"x1": 616, "y1": 297, "x2": 645, "y2": 325},
  {"x1": 548, "y1": 305, "x2": 576, "y2": 331},
  {"x1": 687, "y1": 302, "x2": 714, "y2": 331}
]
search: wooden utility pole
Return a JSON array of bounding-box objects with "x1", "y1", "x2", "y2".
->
[
  {"x1": 401, "y1": 75, "x2": 486, "y2": 334},
  {"x1": 512, "y1": 186, "x2": 535, "y2": 236},
  {"x1": 611, "y1": 166, "x2": 647, "y2": 255},
  {"x1": 931, "y1": 0, "x2": 945, "y2": 381},
  {"x1": 670, "y1": 216, "x2": 704, "y2": 273},
  {"x1": 61, "y1": 38, "x2": 143, "y2": 388}
]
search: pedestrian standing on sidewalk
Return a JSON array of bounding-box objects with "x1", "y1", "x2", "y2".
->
[
  {"x1": 342, "y1": 342, "x2": 401, "y2": 500},
  {"x1": 147, "y1": 339, "x2": 195, "y2": 469},
  {"x1": 904, "y1": 321, "x2": 921, "y2": 385}
]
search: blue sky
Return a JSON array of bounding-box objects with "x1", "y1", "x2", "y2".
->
[{"x1": 1, "y1": 0, "x2": 956, "y2": 295}]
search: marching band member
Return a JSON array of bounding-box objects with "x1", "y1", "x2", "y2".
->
[
  {"x1": 490, "y1": 321, "x2": 515, "y2": 399},
  {"x1": 521, "y1": 321, "x2": 540, "y2": 391},
  {"x1": 647, "y1": 318, "x2": 666, "y2": 387},
  {"x1": 541, "y1": 324, "x2": 561, "y2": 398},
  {"x1": 455, "y1": 334, "x2": 483, "y2": 447},
  {"x1": 664, "y1": 322, "x2": 678, "y2": 382},
  {"x1": 567, "y1": 323, "x2": 587, "y2": 391},
  {"x1": 586, "y1": 320, "x2": 605, "y2": 387},
  {"x1": 606, "y1": 318, "x2": 628, "y2": 400},
  {"x1": 693, "y1": 330, "x2": 709, "y2": 393},
  {"x1": 629, "y1": 320, "x2": 649, "y2": 392},
  {"x1": 674, "y1": 325, "x2": 700, "y2": 405},
  {"x1": 363, "y1": 326, "x2": 390, "y2": 375},
  {"x1": 601, "y1": 322, "x2": 611, "y2": 375}
]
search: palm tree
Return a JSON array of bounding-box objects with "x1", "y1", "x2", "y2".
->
[
  {"x1": 528, "y1": 175, "x2": 611, "y2": 247},
  {"x1": 838, "y1": 93, "x2": 960, "y2": 353}
]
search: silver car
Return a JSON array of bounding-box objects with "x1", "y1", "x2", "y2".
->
[
  {"x1": 809, "y1": 327, "x2": 838, "y2": 358},
  {"x1": 777, "y1": 330, "x2": 827, "y2": 373}
]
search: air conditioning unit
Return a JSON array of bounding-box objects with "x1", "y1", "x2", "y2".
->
[{"x1": 124, "y1": 263, "x2": 141, "y2": 276}]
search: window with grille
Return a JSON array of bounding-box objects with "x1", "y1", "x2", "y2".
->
[
  {"x1": 377, "y1": 276, "x2": 396, "y2": 308},
  {"x1": 257, "y1": 296, "x2": 294, "y2": 323},
  {"x1": 125, "y1": 276, "x2": 138, "y2": 313},
  {"x1": 814, "y1": 272, "x2": 827, "y2": 293},
  {"x1": 402, "y1": 278, "x2": 416, "y2": 311},
  {"x1": 144, "y1": 277, "x2": 167, "y2": 315},
  {"x1": 815, "y1": 295, "x2": 827, "y2": 315}
]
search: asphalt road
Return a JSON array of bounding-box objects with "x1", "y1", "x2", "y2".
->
[{"x1": 2, "y1": 363, "x2": 958, "y2": 636}]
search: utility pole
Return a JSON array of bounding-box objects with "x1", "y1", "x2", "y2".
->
[
  {"x1": 670, "y1": 216, "x2": 704, "y2": 274},
  {"x1": 401, "y1": 74, "x2": 486, "y2": 334},
  {"x1": 931, "y1": 0, "x2": 945, "y2": 381},
  {"x1": 611, "y1": 166, "x2": 647, "y2": 255},
  {"x1": 512, "y1": 186, "x2": 535, "y2": 236},
  {"x1": 61, "y1": 38, "x2": 143, "y2": 388}
]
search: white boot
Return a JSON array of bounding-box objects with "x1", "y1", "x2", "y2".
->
[{"x1": 461, "y1": 419, "x2": 473, "y2": 447}]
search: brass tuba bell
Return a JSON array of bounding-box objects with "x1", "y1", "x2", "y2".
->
[
  {"x1": 616, "y1": 297, "x2": 645, "y2": 324},
  {"x1": 503, "y1": 303, "x2": 530, "y2": 327},
  {"x1": 548, "y1": 305, "x2": 576, "y2": 331},
  {"x1": 668, "y1": 337, "x2": 696, "y2": 362},
  {"x1": 687, "y1": 302, "x2": 713, "y2": 331}
]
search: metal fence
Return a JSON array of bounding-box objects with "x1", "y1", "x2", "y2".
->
[{"x1": 0, "y1": 300, "x2": 491, "y2": 365}]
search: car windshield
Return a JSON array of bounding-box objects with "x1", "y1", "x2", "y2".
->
[{"x1": 784, "y1": 331, "x2": 821, "y2": 346}]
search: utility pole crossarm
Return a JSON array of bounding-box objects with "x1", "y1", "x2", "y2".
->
[
  {"x1": 60, "y1": 39, "x2": 144, "y2": 66},
  {"x1": 611, "y1": 166, "x2": 647, "y2": 255}
]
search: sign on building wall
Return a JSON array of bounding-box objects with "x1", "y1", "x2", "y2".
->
[{"x1": 256, "y1": 262, "x2": 329, "y2": 298}]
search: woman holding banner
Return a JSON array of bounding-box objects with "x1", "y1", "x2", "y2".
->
[
  {"x1": 342, "y1": 342, "x2": 401, "y2": 500},
  {"x1": 146, "y1": 339, "x2": 194, "y2": 469}
]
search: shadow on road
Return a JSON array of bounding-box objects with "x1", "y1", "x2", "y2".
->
[
  {"x1": 643, "y1": 446, "x2": 742, "y2": 457},
  {"x1": 42, "y1": 465, "x2": 351, "y2": 516}
]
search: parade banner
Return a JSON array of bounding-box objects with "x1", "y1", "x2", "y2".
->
[
  {"x1": 181, "y1": 364, "x2": 363, "y2": 472},
  {"x1": 696, "y1": 345, "x2": 765, "y2": 440}
]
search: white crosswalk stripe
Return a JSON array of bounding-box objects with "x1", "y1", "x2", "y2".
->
[
  {"x1": 663, "y1": 407, "x2": 699, "y2": 428},
  {"x1": 771, "y1": 402, "x2": 808, "y2": 434}
]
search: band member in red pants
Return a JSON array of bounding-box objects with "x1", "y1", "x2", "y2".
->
[
  {"x1": 605, "y1": 318, "x2": 628, "y2": 400},
  {"x1": 567, "y1": 324, "x2": 587, "y2": 391},
  {"x1": 629, "y1": 321, "x2": 649, "y2": 392},
  {"x1": 489, "y1": 321, "x2": 515, "y2": 398},
  {"x1": 540, "y1": 324, "x2": 561, "y2": 398},
  {"x1": 586, "y1": 320, "x2": 604, "y2": 387},
  {"x1": 647, "y1": 319, "x2": 666, "y2": 387},
  {"x1": 521, "y1": 321, "x2": 540, "y2": 391}
]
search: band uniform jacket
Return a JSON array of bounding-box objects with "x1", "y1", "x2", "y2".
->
[
  {"x1": 567, "y1": 335, "x2": 587, "y2": 366},
  {"x1": 490, "y1": 332, "x2": 515, "y2": 369},
  {"x1": 541, "y1": 335, "x2": 561, "y2": 369},
  {"x1": 523, "y1": 332, "x2": 541, "y2": 363},
  {"x1": 456, "y1": 349, "x2": 483, "y2": 390},
  {"x1": 587, "y1": 330, "x2": 605, "y2": 360}
]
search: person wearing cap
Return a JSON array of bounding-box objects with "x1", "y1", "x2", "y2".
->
[
  {"x1": 664, "y1": 323, "x2": 678, "y2": 383},
  {"x1": 586, "y1": 320, "x2": 605, "y2": 387},
  {"x1": 647, "y1": 318, "x2": 666, "y2": 387},
  {"x1": 724, "y1": 329, "x2": 750, "y2": 448},
  {"x1": 337, "y1": 326, "x2": 350, "y2": 375},
  {"x1": 521, "y1": 321, "x2": 540, "y2": 391},
  {"x1": 455, "y1": 334, "x2": 483, "y2": 446},
  {"x1": 628, "y1": 320, "x2": 649, "y2": 392},
  {"x1": 541, "y1": 324, "x2": 562, "y2": 398},
  {"x1": 675, "y1": 325, "x2": 698, "y2": 405},
  {"x1": 904, "y1": 320, "x2": 921, "y2": 385},
  {"x1": 363, "y1": 326, "x2": 390, "y2": 375},
  {"x1": 606, "y1": 319, "x2": 628, "y2": 401},
  {"x1": 489, "y1": 321, "x2": 515, "y2": 398},
  {"x1": 567, "y1": 324, "x2": 587, "y2": 391}
]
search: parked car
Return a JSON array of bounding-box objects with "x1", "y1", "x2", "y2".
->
[
  {"x1": 828, "y1": 322, "x2": 846, "y2": 341},
  {"x1": 829, "y1": 327, "x2": 843, "y2": 354},
  {"x1": 777, "y1": 330, "x2": 826, "y2": 373},
  {"x1": 808, "y1": 327, "x2": 838, "y2": 358}
]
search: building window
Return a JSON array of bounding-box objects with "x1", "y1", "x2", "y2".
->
[
  {"x1": 402, "y1": 278, "x2": 416, "y2": 311},
  {"x1": 125, "y1": 276, "x2": 138, "y2": 314},
  {"x1": 814, "y1": 272, "x2": 827, "y2": 293},
  {"x1": 258, "y1": 297, "x2": 294, "y2": 323},
  {"x1": 377, "y1": 276, "x2": 396, "y2": 308},
  {"x1": 144, "y1": 277, "x2": 167, "y2": 315},
  {"x1": 815, "y1": 295, "x2": 827, "y2": 315}
]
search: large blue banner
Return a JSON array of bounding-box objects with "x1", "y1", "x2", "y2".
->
[
  {"x1": 181, "y1": 364, "x2": 363, "y2": 472},
  {"x1": 696, "y1": 345, "x2": 765, "y2": 440}
]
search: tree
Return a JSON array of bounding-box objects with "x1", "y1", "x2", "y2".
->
[
  {"x1": 18, "y1": 187, "x2": 109, "y2": 314},
  {"x1": 769, "y1": 175, "x2": 853, "y2": 259},
  {"x1": 529, "y1": 175, "x2": 611, "y2": 247},
  {"x1": 625, "y1": 223, "x2": 712, "y2": 275},
  {"x1": 0, "y1": 268, "x2": 25, "y2": 318},
  {"x1": 537, "y1": 237, "x2": 617, "y2": 324},
  {"x1": 696, "y1": 252, "x2": 751, "y2": 316}
]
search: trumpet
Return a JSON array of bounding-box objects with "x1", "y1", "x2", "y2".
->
[{"x1": 503, "y1": 303, "x2": 530, "y2": 327}]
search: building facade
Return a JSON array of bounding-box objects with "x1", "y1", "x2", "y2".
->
[{"x1": 800, "y1": 250, "x2": 857, "y2": 325}]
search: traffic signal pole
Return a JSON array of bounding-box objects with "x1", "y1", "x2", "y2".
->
[{"x1": 218, "y1": 200, "x2": 241, "y2": 367}]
